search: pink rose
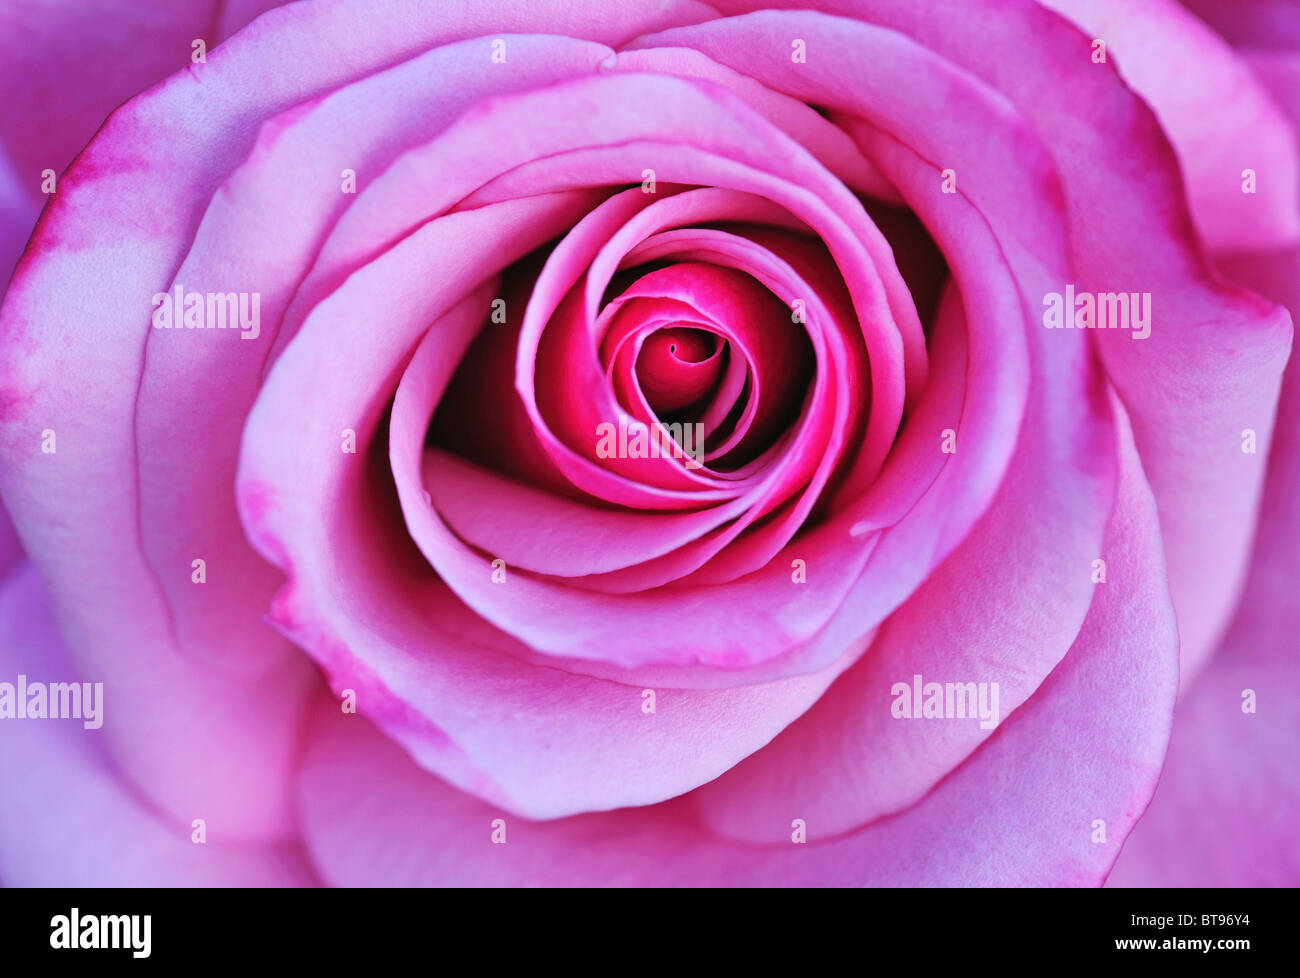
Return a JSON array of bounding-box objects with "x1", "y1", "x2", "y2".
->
[{"x1": 0, "y1": 0, "x2": 1294, "y2": 887}]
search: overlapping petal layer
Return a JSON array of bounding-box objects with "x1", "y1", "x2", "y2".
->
[{"x1": 0, "y1": 0, "x2": 1288, "y2": 889}]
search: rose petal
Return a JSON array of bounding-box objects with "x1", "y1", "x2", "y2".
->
[
  {"x1": 1040, "y1": 0, "x2": 1300, "y2": 252},
  {"x1": 295, "y1": 407, "x2": 1176, "y2": 884},
  {"x1": 1109, "y1": 240, "x2": 1300, "y2": 885},
  {"x1": 1180, "y1": 0, "x2": 1300, "y2": 51},
  {"x1": 0, "y1": 562, "x2": 317, "y2": 886},
  {"x1": 0, "y1": 0, "x2": 217, "y2": 202},
  {"x1": 0, "y1": 141, "x2": 36, "y2": 293}
]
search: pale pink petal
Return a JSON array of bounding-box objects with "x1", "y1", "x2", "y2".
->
[
  {"x1": 1040, "y1": 0, "x2": 1300, "y2": 252},
  {"x1": 0, "y1": 562, "x2": 317, "y2": 886},
  {"x1": 1109, "y1": 240, "x2": 1300, "y2": 886}
]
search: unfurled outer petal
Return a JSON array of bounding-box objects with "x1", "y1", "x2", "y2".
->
[
  {"x1": 0, "y1": 0, "x2": 293, "y2": 289},
  {"x1": 1110, "y1": 217, "x2": 1300, "y2": 884},
  {"x1": 1041, "y1": 0, "x2": 1300, "y2": 252},
  {"x1": 0, "y1": 562, "x2": 317, "y2": 887},
  {"x1": 1103, "y1": 8, "x2": 1300, "y2": 879},
  {"x1": 1108, "y1": 290, "x2": 1300, "y2": 883}
]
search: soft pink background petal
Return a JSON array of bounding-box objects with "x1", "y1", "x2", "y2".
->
[
  {"x1": 1181, "y1": 0, "x2": 1300, "y2": 50},
  {"x1": 1108, "y1": 38, "x2": 1300, "y2": 886},
  {"x1": 0, "y1": 561, "x2": 317, "y2": 886},
  {"x1": 1108, "y1": 250, "x2": 1300, "y2": 883},
  {"x1": 0, "y1": 142, "x2": 37, "y2": 293},
  {"x1": 0, "y1": 0, "x2": 290, "y2": 287},
  {"x1": 1042, "y1": 0, "x2": 1300, "y2": 252}
]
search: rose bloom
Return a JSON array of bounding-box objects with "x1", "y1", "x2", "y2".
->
[{"x1": 0, "y1": 0, "x2": 1296, "y2": 888}]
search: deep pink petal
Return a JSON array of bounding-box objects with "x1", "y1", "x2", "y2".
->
[{"x1": 1180, "y1": 0, "x2": 1300, "y2": 50}]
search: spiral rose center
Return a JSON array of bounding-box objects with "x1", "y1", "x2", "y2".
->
[{"x1": 635, "y1": 326, "x2": 725, "y2": 415}]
